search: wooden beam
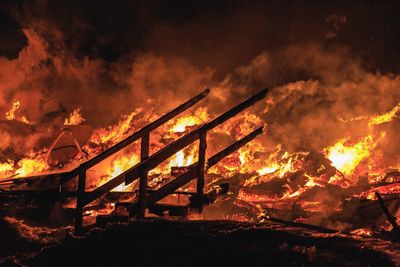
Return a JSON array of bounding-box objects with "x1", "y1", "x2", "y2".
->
[{"x1": 123, "y1": 130, "x2": 201, "y2": 185}]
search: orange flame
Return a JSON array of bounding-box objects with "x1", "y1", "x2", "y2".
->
[
  {"x1": 14, "y1": 158, "x2": 49, "y2": 177},
  {"x1": 369, "y1": 102, "x2": 400, "y2": 126},
  {"x1": 169, "y1": 107, "x2": 208, "y2": 133},
  {"x1": 324, "y1": 134, "x2": 383, "y2": 176},
  {"x1": 64, "y1": 108, "x2": 85, "y2": 125},
  {"x1": 5, "y1": 100, "x2": 31, "y2": 124}
]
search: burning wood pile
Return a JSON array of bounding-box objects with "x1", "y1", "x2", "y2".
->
[{"x1": 1, "y1": 84, "x2": 400, "y2": 242}]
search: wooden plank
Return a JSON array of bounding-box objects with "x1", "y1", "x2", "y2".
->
[
  {"x1": 196, "y1": 130, "x2": 207, "y2": 197},
  {"x1": 74, "y1": 170, "x2": 86, "y2": 234},
  {"x1": 146, "y1": 127, "x2": 263, "y2": 206},
  {"x1": 138, "y1": 133, "x2": 150, "y2": 218}
]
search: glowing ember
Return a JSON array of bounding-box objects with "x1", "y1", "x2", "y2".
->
[{"x1": 351, "y1": 228, "x2": 373, "y2": 237}]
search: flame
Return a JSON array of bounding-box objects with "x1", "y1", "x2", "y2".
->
[
  {"x1": 169, "y1": 147, "x2": 197, "y2": 168},
  {"x1": 106, "y1": 154, "x2": 140, "y2": 191},
  {"x1": 257, "y1": 163, "x2": 280, "y2": 176},
  {"x1": 5, "y1": 101, "x2": 20, "y2": 120},
  {"x1": 324, "y1": 135, "x2": 376, "y2": 176},
  {"x1": 64, "y1": 108, "x2": 85, "y2": 125},
  {"x1": 88, "y1": 108, "x2": 145, "y2": 147},
  {"x1": 3, "y1": 96, "x2": 400, "y2": 235},
  {"x1": 5, "y1": 100, "x2": 31, "y2": 124},
  {"x1": 0, "y1": 160, "x2": 14, "y2": 177},
  {"x1": 14, "y1": 158, "x2": 49, "y2": 177},
  {"x1": 170, "y1": 107, "x2": 208, "y2": 133},
  {"x1": 0, "y1": 155, "x2": 49, "y2": 179},
  {"x1": 369, "y1": 102, "x2": 400, "y2": 126}
]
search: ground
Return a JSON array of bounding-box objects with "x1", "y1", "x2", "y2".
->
[{"x1": 1, "y1": 218, "x2": 399, "y2": 266}]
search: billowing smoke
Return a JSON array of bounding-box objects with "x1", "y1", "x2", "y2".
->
[{"x1": 1, "y1": 3, "x2": 400, "y2": 165}]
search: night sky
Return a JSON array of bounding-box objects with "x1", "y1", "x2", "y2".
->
[{"x1": 0, "y1": 0, "x2": 399, "y2": 76}]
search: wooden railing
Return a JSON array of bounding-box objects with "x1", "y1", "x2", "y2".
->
[
  {"x1": 70, "y1": 88, "x2": 268, "y2": 233},
  {"x1": 56, "y1": 89, "x2": 210, "y2": 232}
]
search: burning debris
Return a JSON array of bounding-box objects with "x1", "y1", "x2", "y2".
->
[{"x1": 2, "y1": 85, "x2": 400, "y2": 240}]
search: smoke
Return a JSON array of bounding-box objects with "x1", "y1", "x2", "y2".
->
[{"x1": 0, "y1": 6, "x2": 400, "y2": 163}]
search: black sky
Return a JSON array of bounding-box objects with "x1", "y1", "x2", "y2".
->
[{"x1": 0, "y1": 0, "x2": 399, "y2": 75}]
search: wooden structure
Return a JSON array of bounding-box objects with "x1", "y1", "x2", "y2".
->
[{"x1": 0, "y1": 88, "x2": 268, "y2": 233}]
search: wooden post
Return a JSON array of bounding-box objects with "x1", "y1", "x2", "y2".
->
[
  {"x1": 74, "y1": 169, "x2": 86, "y2": 234},
  {"x1": 196, "y1": 130, "x2": 207, "y2": 210},
  {"x1": 138, "y1": 133, "x2": 150, "y2": 218}
]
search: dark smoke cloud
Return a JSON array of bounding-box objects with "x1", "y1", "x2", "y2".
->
[{"x1": 0, "y1": 0, "x2": 399, "y2": 157}]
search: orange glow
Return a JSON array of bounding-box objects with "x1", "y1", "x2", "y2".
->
[
  {"x1": 351, "y1": 228, "x2": 373, "y2": 237},
  {"x1": 64, "y1": 108, "x2": 85, "y2": 125},
  {"x1": 5, "y1": 100, "x2": 31, "y2": 124},
  {"x1": 14, "y1": 158, "x2": 49, "y2": 177},
  {"x1": 90, "y1": 108, "x2": 144, "y2": 146},
  {"x1": 0, "y1": 160, "x2": 14, "y2": 178},
  {"x1": 106, "y1": 154, "x2": 140, "y2": 191},
  {"x1": 170, "y1": 107, "x2": 208, "y2": 133},
  {"x1": 2, "y1": 94, "x2": 400, "y2": 235},
  {"x1": 369, "y1": 102, "x2": 400, "y2": 126},
  {"x1": 324, "y1": 135, "x2": 377, "y2": 176},
  {"x1": 5, "y1": 101, "x2": 20, "y2": 120}
]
